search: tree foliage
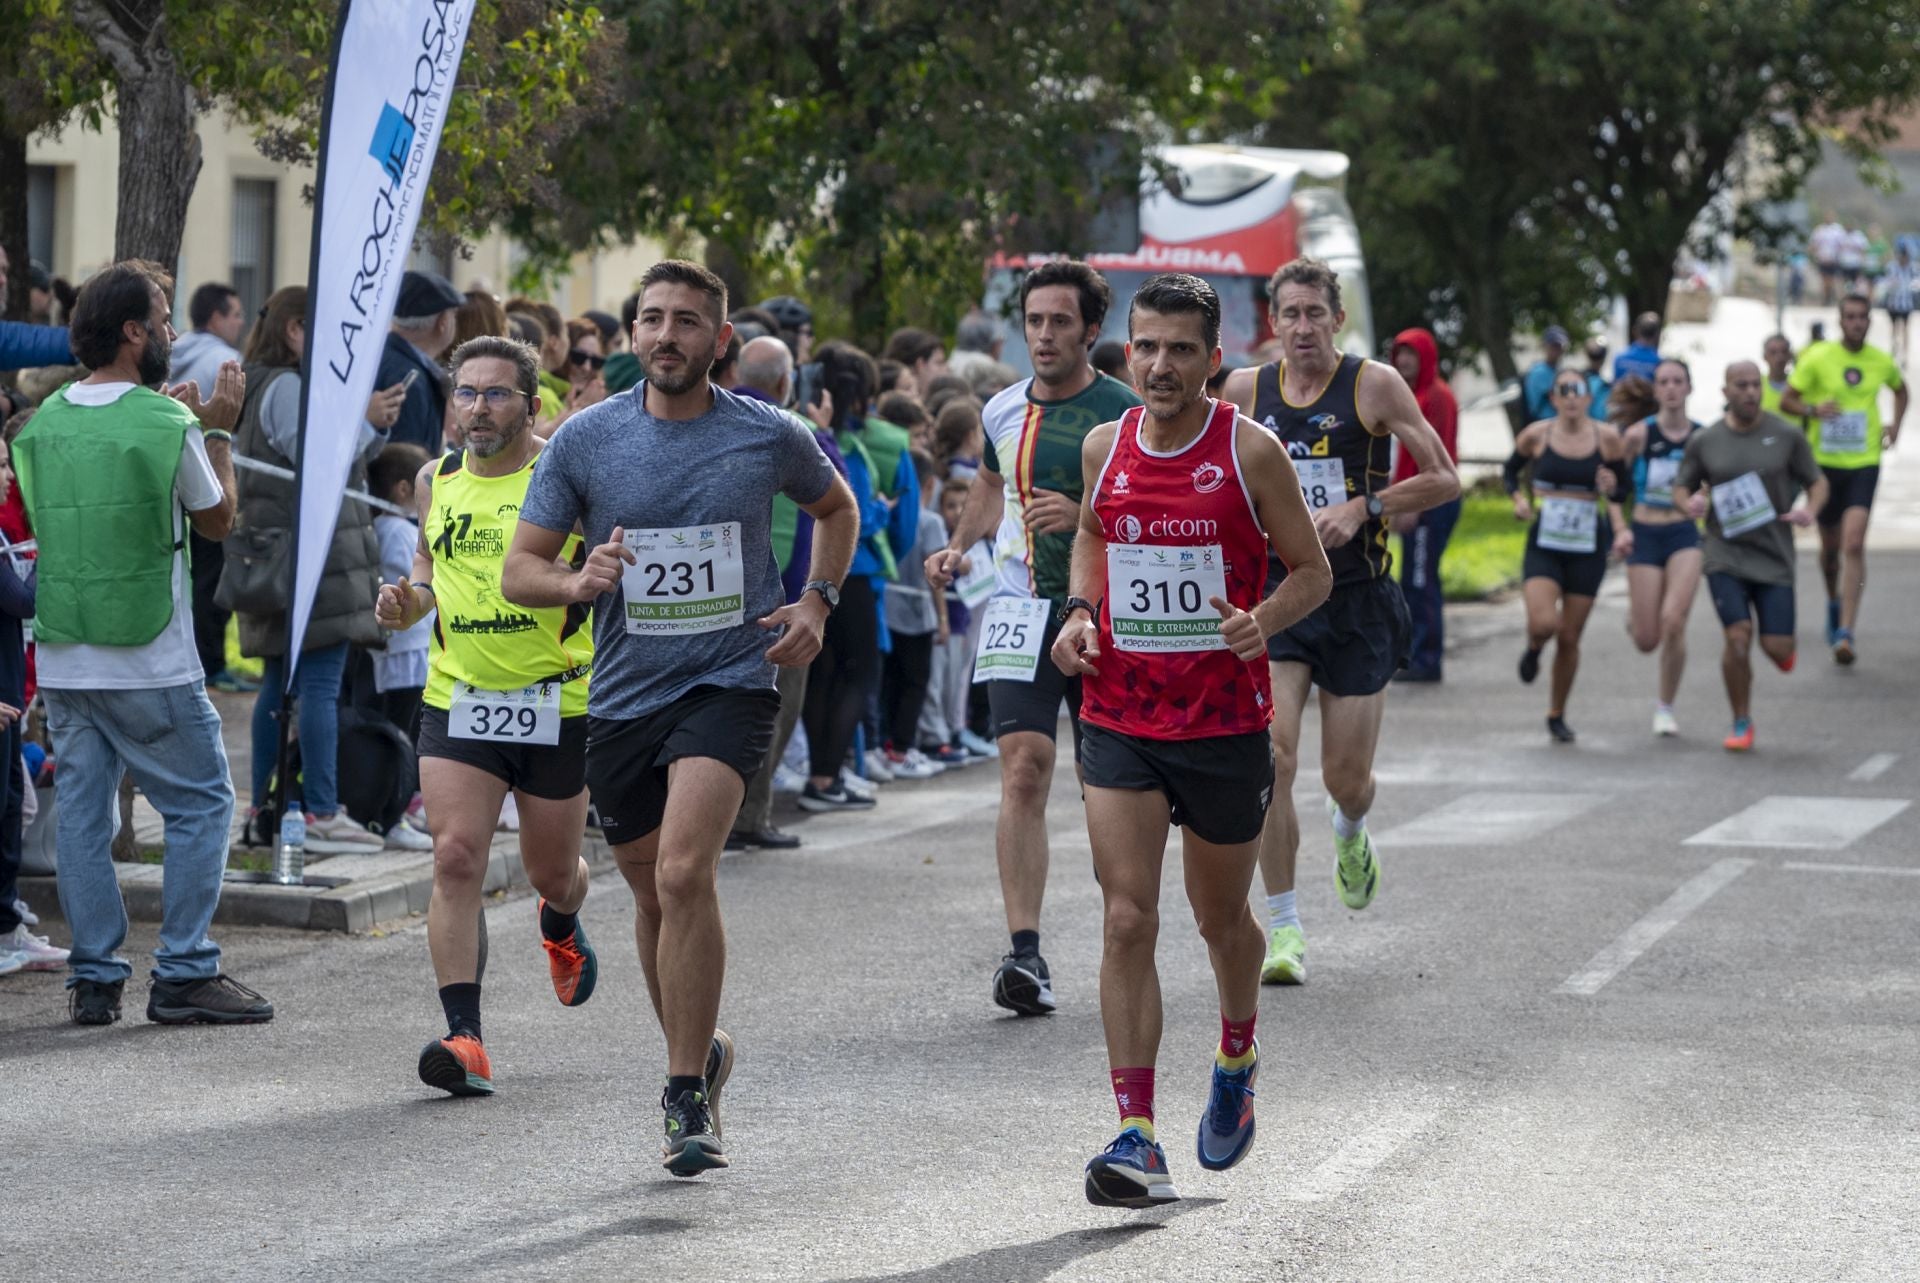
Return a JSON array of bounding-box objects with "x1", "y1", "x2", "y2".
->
[
  {"x1": 1, "y1": 0, "x2": 614, "y2": 273},
  {"x1": 509, "y1": 0, "x2": 1326, "y2": 346},
  {"x1": 1231, "y1": 0, "x2": 1920, "y2": 428}
]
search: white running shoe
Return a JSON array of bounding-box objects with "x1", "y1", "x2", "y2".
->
[
  {"x1": 303, "y1": 812, "x2": 386, "y2": 854},
  {"x1": 0, "y1": 949, "x2": 24, "y2": 976},
  {"x1": 771, "y1": 764, "x2": 807, "y2": 795},
  {"x1": 957, "y1": 729, "x2": 1000, "y2": 760},
  {"x1": 383, "y1": 818, "x2": 434, "y2": 851},
  {"x1": 1653, "y1": 705, "x2": 1679, "y2": 738},
  {"x1": 13, "y1": 897, "x2": 38, "y2": 926},
  {"x1": 886, "y1": 748, "x2": 943, "y2": 780},
  {"x1": 0, "y1": 924, "x2": 69, "y2": 971},
  {"x1": 861, "y1": 748, "x2": 895, "y2": 783},
  {"x1": 839, "y1": 767, "x2": 878, "y2": 801}
]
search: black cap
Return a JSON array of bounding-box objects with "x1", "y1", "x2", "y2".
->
[
  {"x1": 757, "y1": 295, "x2": 813, "y2": 332},
  {"x1": 395, "y1": 270, "x2": 463, "y2": 319},
  {"x1": 27, "y1": 261, "x2": 51, "y2": 291}
]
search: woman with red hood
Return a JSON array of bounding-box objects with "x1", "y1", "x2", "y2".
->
[{"x1": 1388, "y1": 328, "x2": 1461, "y2": 681}]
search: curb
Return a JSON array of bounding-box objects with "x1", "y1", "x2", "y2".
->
[{"x1": 18, "y1": 829, "x2": 617, "y2": 936}]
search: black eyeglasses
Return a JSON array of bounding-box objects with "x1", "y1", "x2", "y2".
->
[
  {"x1": 569, "y1": 349, "x2": 607, "y2": 371},
  {"x1": 452, "y1": 385, "x2": 533, "y2": 410},
  {"x1": 1554, "y1": 382, "x2": 1586, "y2": 396}
]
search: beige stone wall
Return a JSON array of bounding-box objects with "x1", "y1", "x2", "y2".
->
[{"x1": 26, "y1": 111, "x2": 668, "y2": 326}]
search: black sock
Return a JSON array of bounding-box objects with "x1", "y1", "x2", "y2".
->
[
  {"x1": 666, "y1": 1073, "x2": 706, "y2": 1102},
  {"x1": 539, "y1": 900, "x2": 578, "y2": 942},
  {"x1": 439, "y1": 983, "x2": 482, "y2": 1042},
  {"x1": 1011, "y1": 929, "x2": 1040, "y2": 958}
]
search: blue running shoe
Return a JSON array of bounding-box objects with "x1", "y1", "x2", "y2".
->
[
  {"x1": 1826, "y1": 599, "x2": 1842, "y2": 647},
  {"x1": 1085, "y1": 1127, "x2": 1179, "y2": 1208},
  {"x1": 1196, "y1": 1041, "x2": 1259, "y2": 1171}
]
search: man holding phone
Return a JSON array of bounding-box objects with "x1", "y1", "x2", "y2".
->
[{"x1": 380, "y1": 270, "x2": 464, "y2": 453}]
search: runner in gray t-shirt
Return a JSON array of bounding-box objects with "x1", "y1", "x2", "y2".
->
[
  {"x1": 1671, "y1": 361, "x2": 1828, "y2": 752},
  {"x1": 503, "y1": 261, "x2": 856, "y2": 1179}
]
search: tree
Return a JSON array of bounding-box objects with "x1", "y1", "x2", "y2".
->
[
  {"x1": 4, "y1": 0, "x2": 614, "y2": 272},
  {"x1": 1558, "y1": 0, "x2": 1920, "y2": 323},
  {"x1": 510, "y1": 0, "x2": 1324, "y2": 346}
]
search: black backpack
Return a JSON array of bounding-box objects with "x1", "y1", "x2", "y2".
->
[{"x1": 333, "y1": 704, "x2": 419, "y2": 837}]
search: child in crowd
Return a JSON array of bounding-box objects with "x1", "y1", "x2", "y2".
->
[
  {"x1": 881, "y1": 450, "x2": 954, "y2": 777},
  {"x1": 932, "y1": 397, "x2": 984, "y2": 482},
  {"x1": 367, "y1": 443, "x2": 432, "y2": 738},
  {"x1": 920, "y1": 476, "x2": 994, "y2": 759}
]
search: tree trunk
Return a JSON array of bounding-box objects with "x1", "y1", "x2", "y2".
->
[
  {"x1": 0, "y1": 126, "x2": 27, "y2": 322},
  {"x1": 703, "y1": 239, "x2": 752, "y2": 316},
  {"x1": 1622, "y1": 246, "x2": 1674, "y2": 330},
  {"x1": 1469, "y1": 277, "x2": 1528, "y2": 438},
  {"x1": 112, "y1": 56, "x2": 201, "y2": 266}
]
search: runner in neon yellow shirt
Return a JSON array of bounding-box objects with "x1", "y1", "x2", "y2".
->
[{"x1": 1781, "y1": 293, "x2": 1908, "y2": 663}]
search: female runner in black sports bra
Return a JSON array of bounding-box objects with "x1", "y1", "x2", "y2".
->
[{"x1": 1502, "y1": 369, "x2": 1630, "y2": 742}]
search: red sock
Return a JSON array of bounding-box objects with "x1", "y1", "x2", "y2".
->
[
  {"x1": 1775, "y1": 649, "x2": 1797, "y2": 673},
  {"x1": 1110, "y1": 1066, "x2": 1155, "y2": 1131},
  {"x1": 1220, "y1": 1012, "x2": 1258, "y2": 1062}
]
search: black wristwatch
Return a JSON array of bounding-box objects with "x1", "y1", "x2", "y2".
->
[
  {"x1": 801, "y1": 580, "x2": 840, "y2": 612},
  {"x1": 1062, "y1": 595, "x2": 1097, "y2": 622},
  {"x1": 1365, "y1": 493, "x2": 1386, "y2": 519}
]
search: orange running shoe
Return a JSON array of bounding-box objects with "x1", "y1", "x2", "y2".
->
[
  {"x1": 418, "y1": 1033, "x2": 494, "y2": 1096},
  {"x1": 1723, "y1": 718, "x2": 1755, "y2": 752},
  {"x1": 539, "y1": 898, "x2": 599, "y2": 1007}
]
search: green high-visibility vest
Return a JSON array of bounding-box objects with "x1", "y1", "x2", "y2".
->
[{"x1": 14, "y1": 385, "x2": 191, "y2": 646}]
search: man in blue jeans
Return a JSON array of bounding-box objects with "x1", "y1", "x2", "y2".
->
[{"x1": 13, "y1": 259, "x2": 272, "y2": 1027}]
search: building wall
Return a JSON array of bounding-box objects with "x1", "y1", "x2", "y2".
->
[{"x1": 26, "y1": 111, "x2": 669, "y2": 328}]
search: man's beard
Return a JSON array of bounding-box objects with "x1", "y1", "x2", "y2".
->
[
  {"x1": 642, "y1": 343, "x2": 714, "y2": 396},
  {"x1": 467, "y1": 416, "x2": 526, "y2": 459},
  {"x1": 138, "y1": 328, "x2": 170, "y2": 386}
]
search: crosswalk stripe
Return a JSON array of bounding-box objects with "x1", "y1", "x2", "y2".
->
[
  {"x1": 1849, "y1": 753, "x2": 1900, "y2": 782},
  {"x1": 1371, "y1": 791, "x2": 1608, "y2": 847},
  {"x1": 1683, "y1": 795, "x2": 1911, "y2": 850},
  {"x1": 1559, "y1": 858, "x2": 1753, "y2": 995},
  {"x1": 1283, "y1": 1111, "x2": 1434, "y2": 1202},
  {"x1": 1781, "y1": 860, "x2": 1920, "y2": 878}
]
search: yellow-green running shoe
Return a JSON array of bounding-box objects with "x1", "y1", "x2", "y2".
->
[
  {"x1": 1328, "y1": 796, "x2": 1380, "y2": 910},
  {"x1": 1261, "y1": 925, "x2": 1307, "y2": 985}
]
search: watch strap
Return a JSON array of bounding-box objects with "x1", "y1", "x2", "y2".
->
[{"x1": 1062, "y1": 595, "x2": 1097, "y2": 621}]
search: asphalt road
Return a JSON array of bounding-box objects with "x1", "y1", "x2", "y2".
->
[{"x1": 5, "y1": 549, "x2": 1917, "y2": 1282}]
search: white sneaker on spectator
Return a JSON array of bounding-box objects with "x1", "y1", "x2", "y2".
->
[
  {"x1": 383, "y1": 818, "x2": 434, "y2": 851},
  {"x1": 497, "y1": 793, "x2": 521, "y2": 832},
  {"x1": 957, "y1": 729, "x2": 1000, "y2": 760},
  {"x1": 886, "y1": 747, "x2": 943, "y2": 779},
  {"x1": 772, "y1": 764, "x2": 807, "y2": 795},
  {"x1": 0, "y1": 924, "x2": 69, "y2": 971},
  {"x1": 861, "y1": 748, "x2": 895, "y2": 783},
  {"x1": 13, "y1": 897, "x2": 38, "y2": 926},
  {"x1": 839, "y1": 768, "x2": 878, "y2": 801},
  {"x1": 304, "y1": 812, "x2": 385, "y2": 854},
  {"x1": 0, "y1": 949, "x2": 24, "y2": 977}
]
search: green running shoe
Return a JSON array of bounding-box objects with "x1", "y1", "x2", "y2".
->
[
  {"x1": 1328, "y1": 796, "x2": 1380, "y2": 910},
  {"x1": 1261, "y1": 925, "x2": 1307, "y2": 985}
]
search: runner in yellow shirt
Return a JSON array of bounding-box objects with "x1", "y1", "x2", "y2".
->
[
  {"x1": 375, "y1": 335, "x2": 599, "y2": 1100},
  {"x1": 1780, "y1": 293, "x2": 1908, "y2": 663}
]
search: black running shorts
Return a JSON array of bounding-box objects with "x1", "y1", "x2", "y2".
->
[
  {"x1": 417, "y1": 707, "x2": 588, "y2": 801},
  {"x1": 1264, "y1": 575, "x2": 1411, "y2": 698},
  {"x1": 1078, "y1": 721, "x2": 1274, "y2": 846},
  {"x1": 987, "y1": 608, "x2": 1083, "y2": 746},
  {"x1": 1818, "y1": 465, "x2": 1878, "y2": 526},
  {"x1": 586, "y1": 685, "x2": 780, "y2": 845}
]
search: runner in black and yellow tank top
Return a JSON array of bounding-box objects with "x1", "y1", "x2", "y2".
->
[
  {"x1": 373, "y1": 335, "x2": 601, "y2": 1102},
  {"x1": 1220, "y1": 257, "x2": 1459, "y2": 988}
]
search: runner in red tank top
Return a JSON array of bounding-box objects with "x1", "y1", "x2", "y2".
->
[{"x1": 1049, "y1": 274, "x2": 1332, "y2": 1210}]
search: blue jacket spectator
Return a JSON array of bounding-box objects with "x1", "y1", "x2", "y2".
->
[
  {"x1": 0, "y1": 321, "x2": 72, "y2": 372},
  {"x1": 1522, "y1": 326, "x2": 1569, "y2": 422}
]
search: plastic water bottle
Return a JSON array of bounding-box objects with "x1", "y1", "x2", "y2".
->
[{"x1": 275, "y1": 807, "x2": 306, "y2": 886}]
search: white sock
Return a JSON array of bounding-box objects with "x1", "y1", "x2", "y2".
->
[
  {"x1": 1266, "y1": 891, "x2": 1300, "y2": 932},
  {"x1": 1332, "y1": 805, "x2": 1365, "y2": 840}
]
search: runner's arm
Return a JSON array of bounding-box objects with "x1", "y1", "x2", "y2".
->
[
  {"x1": 797, "y1": 471, "x2": 859, "y2": 591},
  {"x1": 1358, "y1": 359, "x2": 1460, "y2": 517},
  {"x1": 377, "y1": 460, "x2": 438, "y2": 632},
  {"x1": 1219, "y1": 365, "x2": 1259, "y2": 416},
  {"x1": 503, "y1": 520, "x2": 610, "y2": 608},
  {"x1": 1238, "y1": 420, "x2": 1333, "y2": 638},
  {"x1": 1889, "y1": 382, "x2": 1908, "y2": 446},
  {"x1": 1598, "y1": 424, "x2": 1632, "y2": 533}
]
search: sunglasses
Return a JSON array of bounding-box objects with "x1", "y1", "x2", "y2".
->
[
  {"x1": 1554, "y1": 382, "x2": 1587, "y2": 396},
  {"x1": 569, "y1": 349, "x2": 607, "y2": 370}
]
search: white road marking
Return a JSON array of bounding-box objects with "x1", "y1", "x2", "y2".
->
[
  {"x1": 1683, "y1": 796, "x2": 1910, "y2": 850},
  {"x1": 1371, "y1": 791, "x2": 1607, "y2": 847},
  {"x1": 794, "y1": 789, "x2": 999, "y2": 853},
  {"x1": 1559, "y1": 858, "x2": 1754, "y2": 996},
  {"x1": 1849, "y1": 753, "x2": 1900, "y2": 782},
  {"x1": 1782, "y1": 860, "x2": 1920, "y2": 878},
  {"x1": 1283, "y1": 1111, "x2": 1434, "y2": 1202}
]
